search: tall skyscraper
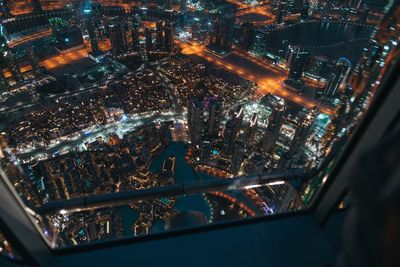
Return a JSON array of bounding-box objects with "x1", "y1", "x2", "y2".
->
[
  {"x1": 222, "y1": 118, "x2": 237, "y2": 155},
  {"x1": 188, "y1": 96, "x2": 204, "y2": 145},
  {"x1": 246, "y1": 153, "x2": 266, "y2": 175},
  {"x1": 262, "y1": 100, "x2": 285, "y2": 153},
  {"x1": 145, "y1": 27, "x2": 153, "y2": 51},
  {"x1": 131, "y1": 16, "x2": 141, "y2": 51},
  {"x1": 27, "y1": 46, "x2": 41, "y2": 75},
  {"x1": 245, "y1": 113, "x2": 258, "y2": 146},
  {"x1": 240, "y1": 22, "x2": 255, "y2": 51},
  {"x1": 156, "y1": 20, "x2": 164, "y2": 50},
  {"x1": 109, "y1": 19, "x2": 128, "y2": 56},
  {"x1": 287, "y1": 46, "x2": 309, "y2": 81},
  {"x1": 231, "y1": 140, "x2": 245, "y2": 174},
  {"x1": 276, "y1": 2, "x2": 286, "y2": 24},
  {"x1": 285, "y1": 107, "x2": 318, "y2": 166},
  {"x1": 284, "y1": 46, "x2": 309, "y2": 91},
  {"x1": 233, "y1": 105, "x2": 244, "y2": 136},
  {"x1": 220, "y1": 4, "x2": 236, "y2": 51},
  {"x1": 163, "y1": 21, "x2": 174, "y2": 52},
  {"x1": 85, "y1": 9, "x2": 100, "y2": 54},
  {"x1": 322, "y1": 58, "x2": 352, "y2": 100},
  {"x1": 211, "y1": 4, "x2": 236, "y2": 51},
  {"x1": 207, "y1": 97, "x2": 223, "y2": 136}
]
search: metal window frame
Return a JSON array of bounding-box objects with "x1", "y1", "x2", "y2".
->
[{"x1": 1, "y1": 40, "x2": 400, "y2": 267}]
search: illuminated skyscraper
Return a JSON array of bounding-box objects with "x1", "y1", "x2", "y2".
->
[
  {"x1": 84, "y1": 8, "x2": 100, "y2": 54},
  {"x1": 163, "y1": 21, "x2": 174, "y2": 52},
  {"x1": 131, "y1": 16, "x2": 141, "y2": 51},
  {"x1": 246, "y1": 153, "x2": 266, "y2": 175},
  {"x1": 240, "y1": 22, "x2": 255, "y2": 51},
  {"x1": 262, "y1": 100, "x2": 285, "y2": 153},
  {"x1": 284, "y1": 107, "x2": 318, "y2": 167},
  {"x1": 145, "y1": 27, "x2": 153, "y2": 51},
  {"x1": 27, "y1": 46, "x2": 41, "y2": 75},
  {"x1": 322, "y1": 58, "x2": 352, "y2": 100},
  {"x1": 245, "y1": 113, "x2": 258, "y2": 146},
  {"x1": 231, "y1": 140, "x2": 245, "y2": 174},
  {"x1": 156, "y1": 20, "x2": 164, "y2": 50},
  {"x1": 287, "y1": 46, "x2": 309, "y2": 81},
  {"x1": 222, "y1": 119, "x2": 235, "y2": 155},
  {"x1": 207, "y1": 97, "x2": 223, "y2": 136},
  {"x1": 233, "y1": 105, "x2": 244, "y2": 136},
  {"x1": 188, "y1": 96, "x2": 204, "y2": 145},
  {"x1": 284, "y1": 46, "x2": 309, "y2": 91},
  {"x1": 276, "y1": 2, "x2": 286, "y2": 24},
  {"x1": 211, "y1": 4, "x2": 237, "y2": 51},
  {"x1": 109, "y1": 19, "x2": 128, "y2": 56}
]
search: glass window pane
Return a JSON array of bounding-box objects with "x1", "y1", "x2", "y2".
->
[{"x1": 0, "y1": 0, "x2": 398, "y2": 249}]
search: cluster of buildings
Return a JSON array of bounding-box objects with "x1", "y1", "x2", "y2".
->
[
  {"x1": 6, "y1": 70, "x2": 173, "y2": 152},
  {"x1": 0, "y1": 0, "x2": 397, "y2": 250}
]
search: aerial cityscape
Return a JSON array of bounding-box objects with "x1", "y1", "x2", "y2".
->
[{"x1": 0, "y1": 0, "x2": 398, "y2": 250}]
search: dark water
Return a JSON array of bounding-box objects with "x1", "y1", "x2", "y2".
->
[
  {"x1": 262, "y1": 21, "x2": 374, "y2": 64},
  {"x1": 121, "y1": 143, "x2": 212, "y2": 234},
  {"x1": 119, "y1": 206, "x2": 139, "y2": 237}
]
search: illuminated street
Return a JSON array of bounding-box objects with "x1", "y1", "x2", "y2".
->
[
  {"x1": 177, "y1": 41, "x2": 334, "y2": 114},
  {"x1": 40, "y1": 39, "x2": 111, "y2": 70},
  {"x1": 0, "y1": 0, "x2": 393, "y2": 253}
]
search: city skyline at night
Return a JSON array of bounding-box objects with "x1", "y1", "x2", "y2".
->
[{"x1": 0, "y1": 0, "x2": 398, "y2": 252}]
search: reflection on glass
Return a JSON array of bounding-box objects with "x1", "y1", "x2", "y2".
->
[
  {"x1": 0, "y1": 230, "x2": 19, "y2": 260},
  {"x1": 40, "y1": 180, "x2": 301, "y2": 247},
  {"x1": 0, "y1": 0, "x2": 398, "y2": 249}
]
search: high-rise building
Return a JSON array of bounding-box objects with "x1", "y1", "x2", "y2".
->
[
  {"x1": 109, "y1": 19, "x2": 128, "y2": 56},
  {"x1": 222, "y1": 118, "x2": 237, "y2": 155},
  {"x1": 200, "y1": 141, "x2": 213, "y2": 162},
  {"x1": 163, "y1": 21, "x2": 174, "y2": 52},
  {"x1": 240, "y1": 22, "x2": 255, "y2": 51},
  {"x1": 285, "y1": 107, "x2": 318, "y2": 166},
  {"x1": 276, "y1": 2, "x2": 286, "y2": 24},
  {"x1": 131, "y1": 16, "x2": 141, "y2": 51},
  {"x1": 322, "y1": 58, "x2": 352, "y2": 100},
  {"x1": 287, "y1": 46, "x2": 309, "y2": 81},
  {"x1": 284, "y1": 46, "x2": 309, "y2": 91},
  {"x1": 156, "y1": 20, "x2": 164, "y2": 50},
  {"x1": 220, "y1": 5, "x2": 236, "y2": 51},
  {"x1": 85, "y1": 9, "x2": 100, "y2": 54},
  {"x1": 262, "y1": 100, "x2": 285, "y2": 153},
  {"x1": 231, "y1": 140, "x2": 245, "y2": 174},
  {"x1": 188, "y1": 96, "x2": 204, "y2": 145},
  {"x1": 207, "y1": 97, "x2": 223, "y2": 136},
  {"x1": 145, "y1": 27, "x2": 153, "y2": 51},
  {"x1": 211, "y1": 4, "x2": 236, "y2": 51},
  {"x1": 245, "y1": 113, "x2": 258, "y2": 146},
  {"x1": 233, "y1": 105, "x2": 244, "y2": 136},
  {"x1": 246, "y1": 153, "x2": 266, "y2": 175},
  {"x1": 306, "y1": 55, "x2": 329, "y2": 80},
  {"x1": 27, "y1": 46, "x2": 41, "y2": 75}
]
